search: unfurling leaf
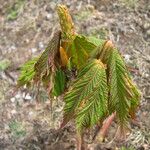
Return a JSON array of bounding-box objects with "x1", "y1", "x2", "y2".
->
[
  {"x1": 57, "y1": 4, "x2": 75, "y2": 41},
  {"x1": 62, "y1": 59, "x2": 108, "y2": 132},
  {"x1": 67, "y1": 35, "x2": 97, "y2": 68},
  {"x1": 59, "y1": 47, "x2": 69, "y2": 67}
]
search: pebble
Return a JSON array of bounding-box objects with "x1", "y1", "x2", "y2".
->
[
  {"x1": 25, "y1": 39, "x2": 29, "y2": 43},
  {"x1": 31, "y1": 48, "x2": 37, "y2": 53},
  {"x1": 145, "y1": 73, "x2": 149, "y2": 78},
  {"x1": 38, "y1": 42, "x2": 44, "y2": 49},
  {"x1": 11, "y1": 109, "x2": 17, "y2": 115},
  {"x1": 15, "y1": 93, "x2": 22, "y2": 99},
  {"x1": 22, "y1": 92, "x2": 26, "y2": 98},
  {"x1": 46, "y1": 13, "x2": 52, "y2": 20},
  {"x1": 10, "y1": 97, "x2": 15, "y2": 103},
  {"x1": 143, "y1": 22, "x2": 150, "y2": 30},
  {"x1": 29, "y1": 111, "x2": 33, "y2": 116},
  {"x1": 147, "y1": 29, "x2": 150, "y2": 36},
  {"x1": 124, "y1": 54, "x2": 131, "y2": 62},
  {"x1": 10, "y1": 45, "x2": 16, "y2": 50},
  {"x1": 25, "y1": 93, "x2": 32, "y2": 100}
]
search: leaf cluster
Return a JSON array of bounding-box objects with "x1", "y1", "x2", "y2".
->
[{"x1": 18, "y1": 4, "x2": 140, "y2": 135}]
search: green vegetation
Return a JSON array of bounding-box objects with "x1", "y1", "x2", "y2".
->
[
  {"x1": 9, "y1": 120, "x2": 26, "y2": 138},
  {"x1": 18, "y1": 4, "x2": 140, "y2": 149},
  {"x1": 7, "y1": 0, "x2": 25, "y2": 20},
  {"x1": 0, "y1": 59, "x2": 11, "y2": 71},
  {"x1": 120, "y1": 0, "x2": 138, "y2": 8}
]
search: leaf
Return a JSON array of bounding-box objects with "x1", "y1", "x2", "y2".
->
[
  {"x1": 87, "y1": 36, "x2": 106, "y2": 47},
  {"x1": 99, "y1": 41, "x2": 135, "y2": 128},
  {"x1": 62, "y1": 59, "x2": 108, "y2": 132},
  {"x1": 52, "y1": 69, "x2": 66, "y2": 96},
  {"x1": 57, "y1": 4, "x2": 75, "y2": 40},
  {"x1": 18, "y1": 57, "x2": 38, "y2": 86},
  {"x1": 59, "y1": 47, "x2": 69, "y2": 67},
  {"x1": 67, "y1": 35, "x2": 98, "y2": 68},
  {"x1": 126, "y1": 77, "x2": 141, "y2": 119},
  {"x1": 35, "y1": 31, "x2": 61, "y2": 77},
  {"x1": 89, "y1": 40, "x2": 107, "y2": 59}
]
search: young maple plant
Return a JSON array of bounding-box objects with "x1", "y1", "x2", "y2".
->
[{"x1": 18, "y1": 4, "x2": 140, "y2": 149}]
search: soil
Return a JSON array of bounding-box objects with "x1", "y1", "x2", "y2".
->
[{"x1": 0, "y1": 0, "x2": 150, "y2": 150}]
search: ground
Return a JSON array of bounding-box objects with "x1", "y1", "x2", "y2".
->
[{"x1": 0, "y1": 0, "x2": 150, "y2": 150}]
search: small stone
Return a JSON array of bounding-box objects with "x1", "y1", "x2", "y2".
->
[
  {"x1": 25, "y1": 93, "x2": 32, "y2": 100},
  {"x1": 10, "y1": 97, "x2": 15, "y2": 103},
  {"x1": 124, "y1": 54, "x2": 131, "y2": 62},
  {"x1": 46, "y1": 13, "x2": 52, "y2": 20},
  {"x1": 145, "y1": 73, "x2": 149, "y2": 78},
  {"x1": 31, "y1": 48, "x2": 37, "y2": 53},
  {"x1": 25, "y1": 39, "x2": 29, "y2": 43},
  {"x1": 29, "y1": 111, "x2": 33, "y2": 116},
  {"x1": 39, "y1": 42, "x2": 44, "y2": 49},
  {"x1": 11, "y1": 109, "x2": 17, "y2": 114},
  {"x1": 11, "y1": 45, "x2": 16, "y2": 50},
  {"x1": 15, "y1": 93, "x2": 21, "y2": 99},
  {"x1": 22, "y1": 92, "x2": 26, "y2": 98},
  {"x1": 143, "y1": 22, "x2": 150, "y2": 30},
  {"x1": 147, "y1": 29, "x2": 150, "y2": 36}
]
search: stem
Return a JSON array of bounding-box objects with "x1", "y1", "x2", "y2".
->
[
  {"x1": 76, "y1": 132, "x2": 86, "y2": 150},
  {"x1": 96, "y1": 112, "x2": 116, "y2": 142}
]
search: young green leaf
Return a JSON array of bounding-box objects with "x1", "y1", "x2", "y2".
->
[
  {"x1": 62, "y1": 59, "x2": 108, "y2": 132},
  {"x1": 67, "y1": 35, "x2": 98, "y2": 68},
  {"x1": 87, "y1": 36, "x2": 106, "y2": 47},
  {"x1": 18, "y1": 57, "x2": 38, "y2": 86},
  {"x1": 57, "y1": 4, "x2": 75, "y2": 41},
  {"x1": 98, "y1": 41, "x2": 138, "y2": 128}
]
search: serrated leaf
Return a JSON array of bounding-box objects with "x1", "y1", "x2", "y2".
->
[
  {"x1": 99, "y1": 41, "x2": 137, "y2": 128},
  {"x1": 62, "y1": 59, "x2": 108, "y2": 131},
  {"x1": 127, "y1": 77, "x2": 140, "y2": 119},
  {"x1": 52, "y1": 69, "x2": 66, "y2": 96},
  {"x1": 89, "y1": 40, "x2": 107, "y2": 59},
  {"x1": 35, "y1": 31, "x2": 61, "y2": 76},
  {"x1": 18, "y1": 57, "x2": 38, "y2": 86},
  {"x1": 67, "y1": 35, "x2": 97, "y2": 68},
  {"x1": 87, "y1": 36, "x2": 105, "y2": 47}
]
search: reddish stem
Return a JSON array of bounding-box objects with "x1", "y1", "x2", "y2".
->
[
  {"x1": 76, "y1": 132, "x2": 87, "y2": 150},
  {"x1": 96, "y1": 112, "x2": 116, "y2": 142}
]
